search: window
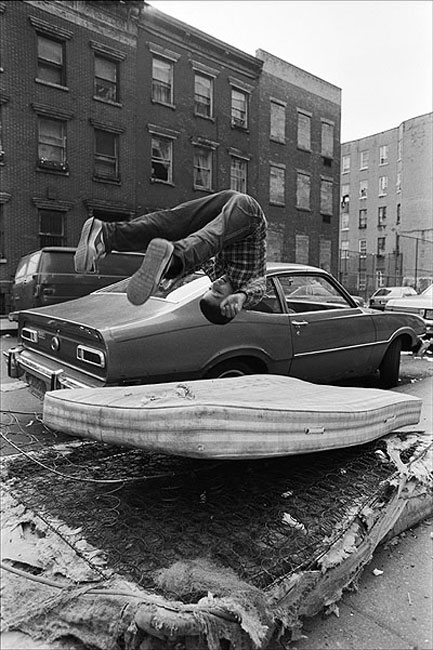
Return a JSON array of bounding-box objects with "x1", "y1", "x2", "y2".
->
[
  {"x1": 320, "y1": 239, "x2": 332, "y2": 272},
  {"x1": 320, "y1": 179, "x2": 333, "y2": 215},
  {"x1": 38, "y1": 117, "x2": 67, "y2": 171},
  {"x1": 231, "y1": 88, "x2": 248, "y2": 129},
  {"x1": 295, "y1": 235, "x2": 309, "y2": 264},
  {"x1": 193, "y1": 146, "x2": 212, "y2": 190},
  {"x1": 341, "y1": 213, "x2": 349, "y2": 230},
  {"x1": 94, "y1": 129, "x2": 118, "y2": 180},
  {"x1": 396, "y1": 203, "x2": 401, "y2": 224},
  {"x1": 360, "y1": 150, "x2": 369, "y2": 170},
  {"x1": 152, "y1": 56, "x2": 173, "y2": 105},
  {"x1": 396, "y1": 172, "x2": 401, "y2": 193},
  {"x1": 376, "y1": 270, "x2": 384, "y2": 287},
  {"x1": 358, "y1": 272, "x2": 367, "y2": 291},
  {"x1": 94, "y1": 55, "x2": 118, "y2": 102},
  {"x1": 341, "y1": 183, "x2": 350, "y2": 210},
  {"x1": 359, "y1": 239, "x2": 367, "y2": 258},
  {"x1": 37, "y1": 34, "x2": 65, "y2": 86},
  {"x1": 270, "y1": 101, "x2": 285, "y2": 142},
  {"x1": 379, "y1": 145, "x2": 388, "y2": 165},
  {"x1": 269, "y1": 165, "x2": 285, "y2": 204},
  {"x1": 151, "y1": 135, "x2": 172, "y2": 183},
  {"x1": 230, "y1": 157, "x2": 247, "y2": 192},
  {"x1": 340, "y1": 240, "x2": 349, "y2": 259},
  {"x1": 377, "y1": 237, "x2": 386, "y2": 256},
  {"x1": 39, "y1": 209, "x2": 65, "y2": 247},
  {"x1": 379, "y1": 176, "x2": 388, "y2": 196},
  {"x1": 296, "y1": 172, "x2": 311, "y2": 210},
  {"x1": 321, "y1": 121, "x2": 334, "y2": 158},
  {"x1": 342, "y1": 154, "x2": 350, "y2": 174},
  {"x1": 378, "y1": 206, "x2": 387, "y2": 226},
  {"x1": 359, "y1": 209, "x2": 367, "y2": 229},
  {"x1": 297, "y1": 111, "x2": 311, "y2": 150},
  {"x1": 194, "y1": 73, "x2": 213, "y2": 118},
  {"x1": 359, "y1": 180, "x2": 368, "y2": 199}
]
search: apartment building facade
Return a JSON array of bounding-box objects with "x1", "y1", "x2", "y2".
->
[
  {"x1": 0, "y1": 0, "x2": 342, "y2": 313},
  {"x1": 339, "y1": 112, "x2": 433, "y2": 298}
]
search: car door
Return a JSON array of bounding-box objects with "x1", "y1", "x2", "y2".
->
[{"x1": 276, "y1": 273, "x2": 376, "y2": 383}]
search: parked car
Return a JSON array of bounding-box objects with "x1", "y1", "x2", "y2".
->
[
  {"x1": 369, "y1": 286, "x2": 417, "y2": 310},
  {"x1": 385, "y1": 284, "x2": 433, "y2": 341},
  {"x1": 11, "y1": 247, "x2": 145, "y2": 311},
  {"x1": 5, "y1": 263, "x2": 426, "y2": 397}
]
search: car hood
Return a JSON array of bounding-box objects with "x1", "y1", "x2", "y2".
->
[{"x1": 17, "y1": 291, "x2": 180, "y2": 332}]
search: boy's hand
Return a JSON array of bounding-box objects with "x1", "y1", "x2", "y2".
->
[{"x1": 220, "y1": 292, "x2": 247, "y2": 318}]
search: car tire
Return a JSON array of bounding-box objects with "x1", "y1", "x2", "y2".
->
[
  {"x1": 206, "y1": 360, "x2": 254, "y2": 379},
  {"x1": 378, "y1": 337, "x2": 402, "y2": 388}
]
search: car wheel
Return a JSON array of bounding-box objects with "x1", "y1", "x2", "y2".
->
[
  {"x1": 206, "y1": 360, "x2": 254, "y2": 379},
  {"x1": 378, "y1": 337, "x2": 402, "y2": 388}
]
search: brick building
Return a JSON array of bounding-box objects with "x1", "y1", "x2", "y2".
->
[
  {"x1": 0, "y1": 0, "x2": 342, "y2": 313},
  {"x1": 339, "y1": 112, "x2": 433, "y2": 298}
]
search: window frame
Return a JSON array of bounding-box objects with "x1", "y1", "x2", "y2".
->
[
  {"x1": 297, "y1": 110, "x2": 311, "y2": 151},
  {"x1": 39, "y1": 209, "x2": 65, "y2": 247},
  {"x1": 94, "y1": 53, "x2": 119, "y2": 104},
  {"x1": 270, "y1": 100, "x2": 286, "y2": 143},
  {"x1": 93, "y1": 128, "x2": 119, "y2": 181},
  {"x1": 358, "y1": 208, "x2": 367, "y2": 229},
  {"x1": 37, "y1": 116, "x2": 68, "y2": 172},
  {"x1": 296, "y1": 171, "x2": 311, "y2": 211},
  {"x1": 379, "y1": 144, "x2": 388, "y2": 165},
  {"x1": 151, "y1": 134, "x2": 173, "y2": 184},
  {"x1": 230, "y1": 156, "x2": 247, "y2": 192},
  {"x1": 193, "y1": 145, "x2": 212, "y2": 190},
  {"x1": 194, "y1": 72, "x2": 213, "y2": 119},
  {"x1": 269, "y1": 164, "x2": 285, "y2": 205},
  {"x1": 37, "y1": 33, "x2": 66, "y2": 87},
  {"x1": 342, "y1": 154, "x2": 350, "y2": 174},
  {"x1": 152, "y1": 55, "x2": 174, "y2": 106},
  {"x1": 231, "y1": 88, "x2": 249, "y2": 129}
]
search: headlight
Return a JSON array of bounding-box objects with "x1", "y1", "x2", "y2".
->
[{"x1": 424, "y1": 309, "x2": 433, "y2": 320}]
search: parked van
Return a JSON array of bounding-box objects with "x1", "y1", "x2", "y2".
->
[{"x1": 11, "y1": 247, "x2": 145, "y2": 311}]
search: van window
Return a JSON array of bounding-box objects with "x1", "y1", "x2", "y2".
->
[
  {"x1": 97, "y1": 253, "x2": 143, "y2": 276},
  {"x1": 40, "y1": 251, "x2": 75, "y2": 274},
  {"x1": 14, "y1": 258, "x2": 29, "y2": 283},
  {"x1": 25, "y1": 252, "x2": 41, "y2": 278}
]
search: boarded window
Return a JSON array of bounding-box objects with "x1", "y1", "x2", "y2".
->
[
  {"x1": 269, "y1": 165, "x2": 285, "y2": 204},
  {"x1": 319, "y1": 239, "x2": 331, "y2": 272},
  {"x1": 297, "y1": 112, "x2": 311, "y2": 150},
  {"x1": 295, "y1": 235, "x2": 309, "y2": 264},
  {"x1": 270, "y1": 101, "x2": 285, "y2": 142},
  {"x1": 296, "y1": 172, "x2": 311, "y2": 210},
  {"x1": 320, "y1": 179, "x2": 333, "y2": 215},
  {"x1": 321, "y1": 122, "x2": 334, "y2": 158}
]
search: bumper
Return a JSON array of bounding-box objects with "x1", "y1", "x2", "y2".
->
[{"x1": 3, "y1": 346, "x2": 101, "y2": 394}]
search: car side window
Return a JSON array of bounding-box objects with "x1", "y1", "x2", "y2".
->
[
  {"x1": 277, "y1": 274, "x2": 352, "y2": 312},
  {"x1": 250, "y1": 277, "x2": 282, "y2": 314},
  {"x1": 24, "y1": 252, "x2": 41, "y2": 280},
  {"x1": 14, "y1": 258, "x2": 29, "y2": 284}
]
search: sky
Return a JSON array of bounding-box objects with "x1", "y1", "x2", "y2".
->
[{"x1": 149, "y1": 0, "x2": 432, "y2": 142}]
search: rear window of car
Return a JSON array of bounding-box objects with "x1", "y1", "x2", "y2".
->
[
  {"x1": 97, "y1": 253, "x2": 143, "y2": 276},
  {"x1": 375, "y1": 289, "x2": 391, "y2": 296},
  {"x1": 40, "y1": 252, "x2": 75, "y2": 273}
]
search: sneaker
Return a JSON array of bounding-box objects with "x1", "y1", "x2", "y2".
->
[
  {"x1": 74, "y1": 217, "x2": 106, "y2": 273},
  {"x1": 127, "y1": 238, "x2": 174, "y2": 305}
]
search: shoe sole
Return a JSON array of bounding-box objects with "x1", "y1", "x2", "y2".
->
[
  {"x1": 127, "y1": 239, "x2": 174, "y2": 305},
  {"x1": 74, "y1": 217, "x2": 95, "y2": 273}
]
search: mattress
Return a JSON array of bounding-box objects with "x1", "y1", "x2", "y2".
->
[{"x1": 42, "y1": 375, "x2": 422, "y2": 459}]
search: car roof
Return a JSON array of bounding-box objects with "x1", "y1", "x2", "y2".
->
[{"x1": 265, "y1": 262, "x2": 324, "y2": 273}]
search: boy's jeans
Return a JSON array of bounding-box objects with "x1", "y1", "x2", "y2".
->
[{"x1": 105, "y1": 190, "x2": 265, "y2": 275}]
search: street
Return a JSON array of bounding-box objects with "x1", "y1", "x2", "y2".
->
[{"x1": 1, "y1": 332, "x2": 432, "y2": 649}]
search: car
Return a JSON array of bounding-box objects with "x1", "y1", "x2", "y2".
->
[
  {"x1": 11, "y1": 247, "x2": 145, "y2": 311},
  {"x1": 4, "y1": 263, "x2": 426, "y2": 398},
  {"x1": 369, "y1": 286, "x2": 417, "y2": 310},
  {"x1": 385, "y1": 284, "x2": 433, "y2": 341}
]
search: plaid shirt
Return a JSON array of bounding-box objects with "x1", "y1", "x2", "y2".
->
[{"x1": 200, "y1": 217, "x2": 267, "y2": 308}]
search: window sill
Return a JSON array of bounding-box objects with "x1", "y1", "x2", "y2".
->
[
  {"x1": 193, "y1": 185, "x2": 214, "y2": 193},
  {"x1": 231, "y1": 123, "x2": 249, "y2": 133},
  {"x1": 151, "y1": 99, "x2": 176, "y2": 110},
  {"x1": 270, "y1": 137, "x2": 286, "y2": 145},
  {"x1": 150, "y1": 178, "x2": 174, "y2": 186},
  {"x1": 270, "y1": 200, "x2": 285, "y2": 207},
  {"x1": 296, "y1": 206, "x2": 312, "y2": 213},
  {"x1": 297, "y1": 146, "x2": 311, "y2": 153},
  {"x1": 37, "y1": 167, "x2": 69, "y2": 176},
  {"x1": 93, "y1": 96, "x2": 122, "y2": 108},
  {"x1": 35, "y1": 78, "x2": 69, "y2": 92},
  {"x1": 93, "y1": 175, "x2": 121, "y2": 185},
  {"x1": 194, "y1": 113, "x2": 215, "y2": 122}
]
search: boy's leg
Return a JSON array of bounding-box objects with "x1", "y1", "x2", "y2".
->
[
  {"x1": 75, "y1": 190, "x2": 239, "y2": 272},
  {"x1": 126, "y1": 193, "x2": 265, "y2": 304}
]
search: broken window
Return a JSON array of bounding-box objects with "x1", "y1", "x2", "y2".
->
[
  {"x1": 270, "y1": 101, "x2": 285, "y2": 142},
  {"x1": 269, "y1": 165, "x2": 285, "y2": 204}
]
